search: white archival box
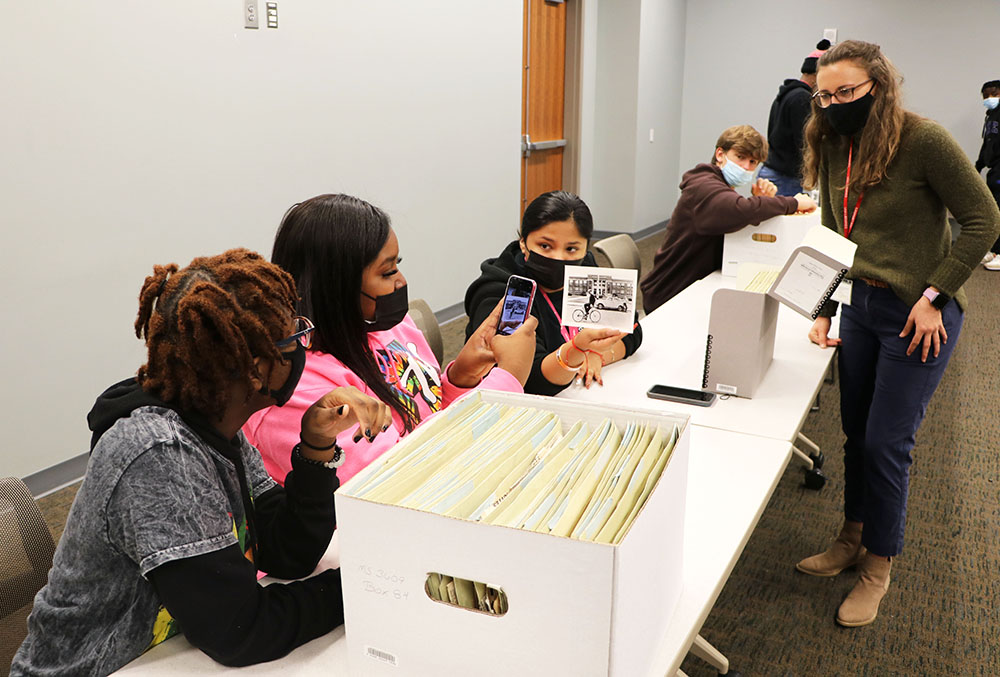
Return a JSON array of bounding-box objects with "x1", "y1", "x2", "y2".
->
[
  {"x1": 336, "y1": 390, "x2": 691, "y2": 677},
  {"x1": 721, "y1": 210, "x2": 821, "y2": 276}
]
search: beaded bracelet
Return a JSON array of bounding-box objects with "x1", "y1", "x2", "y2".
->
[{"x1": 293, "y1": 443, "x2": 344, "y2": 469}]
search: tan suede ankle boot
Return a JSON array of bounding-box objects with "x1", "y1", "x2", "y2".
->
[
  {"x1": 795, "y1": 521, "x2": 866, "y2": 577},
  {"x1": 836, "y1": 552, "x2": 891, "y2": 627}
]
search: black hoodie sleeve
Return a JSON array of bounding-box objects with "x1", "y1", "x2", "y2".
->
[
  {"x1": 252, "y1": 454, "x2": 339, "y2": 580},
  {"x1": 788, "y1": 90, "x2": 812, "y2": 173},
  {"x1": 148, "y1": 547, "x2": 344, "y2": 666},
  {"x1": 146, "y1": 456, "x2": 342, "y2": 667}
]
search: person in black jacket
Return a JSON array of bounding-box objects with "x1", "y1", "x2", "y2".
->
[
  {"x1": 464, "y1": 191, "x2": 642, "y2": 396},
  {"x1": 976, "y1": 79, "x2": 1000, "y2": 268},
  {"x1": 759, "y1": 39, "x2": 831, "y2": 195},
  {"x1": 12, "y1": 249, "x2": 392, "y2": 676}
]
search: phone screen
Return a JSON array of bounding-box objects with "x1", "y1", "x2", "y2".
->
[
  {"x1": 646, "y1": 384, "x2": 717, "y2": 406},
  {"x1": 497, "y1": 275, "x2": 537, "y2": 336}
]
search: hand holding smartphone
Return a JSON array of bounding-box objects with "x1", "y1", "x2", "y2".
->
[
  {"x1": 646, "y1": 384, "x2": 717, "y2": 407},
  {"x1": 496, "y1": 275, "x2": 537, "y2": 336}
]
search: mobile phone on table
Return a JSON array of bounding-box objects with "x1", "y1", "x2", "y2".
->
[
  {"x1": 646, "y1": 384, "x2": 717, "y2": 407},
  {"x1": 496, "y1": 275, "x2": 537, "y2": 336}
]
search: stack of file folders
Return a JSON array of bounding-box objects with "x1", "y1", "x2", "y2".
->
[{"x1": 348, "y1": 393, "x2": 679, "y2": 544}]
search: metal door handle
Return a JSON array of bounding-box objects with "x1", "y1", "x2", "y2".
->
[{"x1": 522, "y1": 134, "x2": 567, "y2": 157}]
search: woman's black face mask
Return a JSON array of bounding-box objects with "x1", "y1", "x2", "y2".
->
[
  {"x1": 824, "y1": 92, "x2": 874, "y2": 137},
  {"x1": 362, "y1": 284, "x2": 409, "y2": 333},
  {"x1": 523, "y1": 250, "x2": 585, "y2": 290}
]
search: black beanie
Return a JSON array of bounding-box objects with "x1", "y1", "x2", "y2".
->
[{"x1": 801, "y1": 39, "x2": 831, "y2": 75}]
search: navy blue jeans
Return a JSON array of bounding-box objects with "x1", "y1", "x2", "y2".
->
[
  {"x1": 839, "y1": 281, "x2": 963, "y2": 557},
  {"x1": 758, "y1": 165, "x2": 803, "y2": 196}
]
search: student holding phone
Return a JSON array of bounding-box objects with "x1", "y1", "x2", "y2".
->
[
  {"x1": 464, "y1": 191, "x2": 643, "y2": 396},
  {"x1": 244, "y1": 193, "x2": 537, "y2": 487}
]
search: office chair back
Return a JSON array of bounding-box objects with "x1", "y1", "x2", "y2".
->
[
  {"x1": 592, "y1": 234, "x2": 641, "y2": 273},
  {"x1": 408, "y1": 298, "x2": 444, "y2": 366},
  {"x1": 1, "y1": 476, "x2": 56, "y2": 667},
  {"x1": 591, "y1": 234, "x2": 645, "y2": 317}
]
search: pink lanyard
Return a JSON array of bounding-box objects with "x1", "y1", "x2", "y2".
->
[
  {"x1": 843, "y1": 139, "x2": 865, "y2": 239},
  {"x1": 540, "y1": 291, "x2": 579, "y2": 342}
]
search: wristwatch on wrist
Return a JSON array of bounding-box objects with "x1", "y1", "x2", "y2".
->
[
  {"x1": 922, "y1": 287, "x2": 950, "y2": 310},
  {"x1": 293, "y1": 442, "x2": 344, "y2": 469}
]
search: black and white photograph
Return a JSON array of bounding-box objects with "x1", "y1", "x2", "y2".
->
[{"x1": 560, "y1": 265, "x2": 638, "y2": 334}]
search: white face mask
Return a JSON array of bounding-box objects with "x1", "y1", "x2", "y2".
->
[{"x1": 984, "y1": 97, "x2": 999, "y2": 111}]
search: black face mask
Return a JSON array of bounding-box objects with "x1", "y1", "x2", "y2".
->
[
  {"x1": 523, "y1": 250, "x2": 585, "y2": 290},
  {"x1": 824, "y1": 92, "x2": 874, "y2": 137},
  {"x1": 261, "y1": 341, "x2": 305, "y2": 407},
  {"x1": 362, "y1": 284, "x2": 409, "y2": 332}
]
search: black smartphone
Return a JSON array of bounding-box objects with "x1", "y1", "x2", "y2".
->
[
  {"x1": 496, "y1": 275, "x2": 537, "y2": 336},
  {"x1": 646, "y1": 384, "x2": 717, "y2": 407}
]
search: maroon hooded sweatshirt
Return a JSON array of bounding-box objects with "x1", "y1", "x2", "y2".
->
[{"x1": 640, "y1": 163, "x2": 798, "y2": 313}]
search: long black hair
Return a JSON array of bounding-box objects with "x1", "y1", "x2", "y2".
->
[
  {"x1": 271, "y1": 193, "x2": 417, "y2": 432},
  {"x1": 520, "y1": 190, "x2": 595, "y2": 240}
]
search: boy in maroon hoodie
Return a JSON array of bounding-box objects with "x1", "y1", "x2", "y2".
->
[{"x1": 640, "y1": 125, "x2": 816, "y2": 313}]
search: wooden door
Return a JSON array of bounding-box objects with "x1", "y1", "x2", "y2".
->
[{"x1": 521, "y1": 0, "x2": 567, "y2": 214}]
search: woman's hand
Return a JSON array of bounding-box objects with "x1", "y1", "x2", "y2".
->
[
  {"x1": 576, "y1": 350, "x2": 604, "y2": 389},
  {"x1": 752, "y1": 178, "x2": 777, "y2": 197},
  {"x1": 300, "y1": 387, "x2": 394, "y2": 459},
  {"x1": 573, "y1": 327, "x2": 622, "y2": 354},
  {"x1": 900, "y1": 297, "x2": 947, "y2": 362},
  {"x1": 808, "y1": 317, "x2": 841, "y2": 348},
  {"x1": 450, "y1": 299, "x2": 505, "y2": 387},
  {"x1": 491, "y1": 316, "x2": 538, "y2": 387}
]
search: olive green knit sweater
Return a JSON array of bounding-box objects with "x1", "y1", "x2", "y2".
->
[{"x1": 818, "y1": 115, "x2": 1000, "y2": 315}]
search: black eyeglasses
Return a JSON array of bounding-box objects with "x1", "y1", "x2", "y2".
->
[
  {"x1": 276, "y1": 316, "x2": 315, "y2": 349},
  {"x1": 811, "y1": 79, "x2": 873, "y2": 109}
]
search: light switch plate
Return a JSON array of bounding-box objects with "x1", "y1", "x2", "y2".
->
[{"x1": 245, "y1": 0, "x2": 259, "y2": 29}]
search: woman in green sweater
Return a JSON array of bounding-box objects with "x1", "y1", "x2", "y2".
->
[{"x1": 795, "y1": 40, "x2": 1000, "y2": 627}]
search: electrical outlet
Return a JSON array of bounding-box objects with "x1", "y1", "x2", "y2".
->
[
  {"x1": 266, "y1": 2, "x2": 278, "y2": 28},
  {"x1": 823, "y1": 28, "x2": 837, "y2": 44},
  {"x1": 245, "y1": 0, "x2": 259, "y2": 29}
]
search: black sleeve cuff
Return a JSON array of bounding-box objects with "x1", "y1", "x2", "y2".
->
[{"x1": 285, "y1": 449, "x2": 340, "y2": 499}]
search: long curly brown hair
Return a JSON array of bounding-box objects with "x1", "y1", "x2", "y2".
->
[
  {"x1": 802, "y1": 40, "x2": 911, "y2": 191},
  {"x1": 135, "y1": 248, "x2": 298, "y2": 420}
]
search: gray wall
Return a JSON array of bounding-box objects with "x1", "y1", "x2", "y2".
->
[
  {"x1": 587, "y1": 0, "x2": 686, "y2": 234},
  {"x1": 1, "y1": 1, "x2": 522, "y2": 479},
  {"x1": 679, "y1": 0, "x2": 995, "y2": 181}
]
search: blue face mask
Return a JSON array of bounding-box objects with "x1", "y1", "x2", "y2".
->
[
  {"x1": 984, "y1": 97, "x2": 999, "y2": 111},
  {"x1": 720, "y1": 157, "x2": 755, "y2": 187}
]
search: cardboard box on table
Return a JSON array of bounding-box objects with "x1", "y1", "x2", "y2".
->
[
  {"x1": 721, "y1": 210, "x2": 821, "y2": 277},
  {"x1": 702, "y1": 288, "x2": 778, "y2": 398},
  {"x1": 336, "y1": 391, "x2": 691, "y2": 677}
]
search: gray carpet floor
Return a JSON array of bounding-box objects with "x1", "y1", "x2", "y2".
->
[{"x1": 31, "y1": 231, "x2": 1000, "y2": 675}]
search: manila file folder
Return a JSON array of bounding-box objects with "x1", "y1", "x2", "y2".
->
[{"x1": 702, "y1": 288, "x2": 778, "y2": 399}]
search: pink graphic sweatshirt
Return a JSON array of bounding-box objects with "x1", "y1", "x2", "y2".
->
[{"x1": 243, "y1": 314, "x2": 522, "y2": 486}]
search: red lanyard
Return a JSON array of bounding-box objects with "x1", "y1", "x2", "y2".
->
[
  {"x1": 540, "y1": 291, "x2": 579, "y2": 342},
  {"x1": 843, "y1": 139, "x2": 865, "y2": 239}
]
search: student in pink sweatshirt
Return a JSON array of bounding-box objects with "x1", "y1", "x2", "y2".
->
[{"x1": 243, "y1": 193, "x2": 536, "y2": 486}]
